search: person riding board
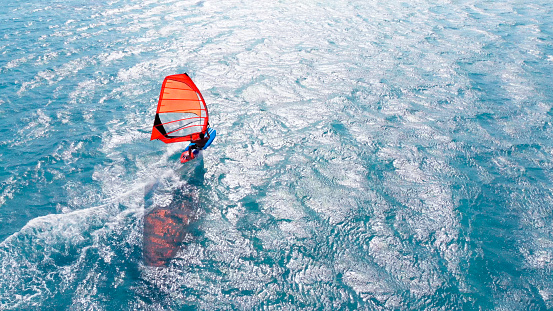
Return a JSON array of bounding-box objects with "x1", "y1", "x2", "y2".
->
[
  {"x1": 179, "y1": 126, "x2": 216, "y2": 163},
  {"x1": 151, "y1": 74, "x2": 216, "y2": 164},
  {"x1": 185, "y1": 130, "x2": 210, "y2": 161}
]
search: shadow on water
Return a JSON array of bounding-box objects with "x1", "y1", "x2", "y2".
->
[{"x1": 142, "y1": 153, "x2": 206, "y2": 267}]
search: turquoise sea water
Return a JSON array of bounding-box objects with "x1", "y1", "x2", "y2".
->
[{"x1": 1, "y1": 0, "x2": 553, "y2": 309}]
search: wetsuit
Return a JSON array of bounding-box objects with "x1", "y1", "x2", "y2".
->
[{"x1": 187, "y1": 132, "x2": 210, "y2": 158}]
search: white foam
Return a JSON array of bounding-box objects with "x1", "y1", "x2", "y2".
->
[
  {"x1": 4, "y1": 54, "x2": 35, "y2": 69},
  {"x1": 0, "y1": 176, "x2": 16, "y2": 207},
  {"x1": 12, "y1": 109, "x2": 53, "y2": 146},
  {"x1": 3, "y1": 0, "x2": 553, "y2": 308}
]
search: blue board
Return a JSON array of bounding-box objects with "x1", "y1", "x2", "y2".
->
[
  {"x1": 203, "y1": 128, "x2": 216, "y2": 149},
  {"x1": 183, "y1": 128, "x2": 216, "y2": 152}
]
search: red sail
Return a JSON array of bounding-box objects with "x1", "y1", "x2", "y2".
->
[{"x1": 150, "y1": 73, "x2": 209, "y2": 144}]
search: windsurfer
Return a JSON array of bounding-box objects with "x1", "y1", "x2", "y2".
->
[
  {"x1": 186, "y1": 130, "x2": 210, "y2": 160},
  {"x1": 151, "y1": 73, "x2": 215, "y2": 164}
]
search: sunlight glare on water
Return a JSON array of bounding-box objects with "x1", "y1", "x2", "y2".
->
[{"x1": 1, "y1": 0, "x2": 553, "y2": 309}]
